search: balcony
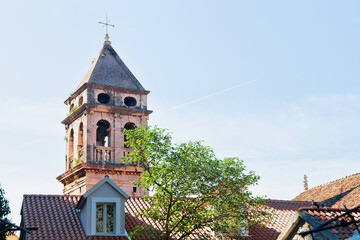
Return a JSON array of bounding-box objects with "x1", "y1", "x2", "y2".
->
[
  {"x1": 68, "y1": 154, "x2": 74, "y2": 170},
  {"x1": 94, "y1": 146, "x2": 115, "y2": 164},
  {"x1": 77, "y1": 146, "x2": 84, "y2": 160},
  {"x1": 121, "y1": 147, "x2": 133, "y2": 158}
]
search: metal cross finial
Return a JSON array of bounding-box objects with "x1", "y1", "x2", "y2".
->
[{"x1": 99, "y1": 16, "x2": 115, "y2": 35}]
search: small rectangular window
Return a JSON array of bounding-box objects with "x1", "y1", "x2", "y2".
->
[
  {"x1": 106, "y1": 204, "x2": 114, "y2": 233},
  {"x1": 96, "y1": 203, "x2": 115, "y2": 234},
  {"x1": 96, "y1": 204, "x2": 104, "y2": 233}
]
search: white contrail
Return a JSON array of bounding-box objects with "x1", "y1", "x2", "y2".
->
[
  {"x1": 158, "y1": 79, "x2": 258, "y2": 114},
  {"x1": 15, "y1": 138, "x2": 45, "y2": 150}
]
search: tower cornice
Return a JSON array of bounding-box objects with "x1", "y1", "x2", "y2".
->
[
  {"x1": 62, "y1": 103, "x2": 153, "y2": 125},
  {"x1": 65, "y1": 83, "x2": 150, "y2": 104},
  {"x1": 56, "y1": 162, "x2": 143, "y2": 185}
]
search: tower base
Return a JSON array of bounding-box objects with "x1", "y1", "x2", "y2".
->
[{"x1": 56, "y1": 163, "x2": 147, "y2": 196}]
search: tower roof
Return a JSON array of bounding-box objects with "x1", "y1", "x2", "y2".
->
[{"x1": 76, "y1": 37, "x2": 145, "y2": 91}]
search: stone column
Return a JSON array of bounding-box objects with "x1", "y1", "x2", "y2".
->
[
  {"x1": 140, "y1": 115, "x2": 149, "y2": 125},
  {"x1": 107, "y1": 128, "x2": 116, "y2": 163},
  {"x1": 89, "y1": 125, "x2": 98, "y2": 163},
  {"x1": 114, "y1": 113, "x2": 122, "y2": 164},
  {"x1": 83, "y1": 116, "x2": 88, "y2": 163}
]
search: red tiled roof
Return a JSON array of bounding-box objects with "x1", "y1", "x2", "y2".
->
[
  {"x1": 88, "y1": 237, "x2": 129, "y2": 240},
  {"x1": 21, "y1": 195, "x2": 86, "y2": 240},
  {"x1": 241, "y1": 200, "x2": 312, "y2": 240},
  {"x1": 21, "y1": 195, "x2": 211, "y2": 240},
  {"x1": 125, "y1": 197, "x2": 212, "y2": 239},
  {"x1": 301, "y1": 207, "x2": 360, "y2": 240},
  {"x1": 293, "y1": 172, "x2": 360, "y2": 208},
  {"x1": 21, "y1": 195, "x2": 311, "y2": 240}
]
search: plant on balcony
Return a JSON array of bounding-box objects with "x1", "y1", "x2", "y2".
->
[
  {"x1": 70, "y1": 105, "x2": 78, "y2": 114},
  {"x1": 71, "y1": 158, "x2": 80, "y2": 169}
]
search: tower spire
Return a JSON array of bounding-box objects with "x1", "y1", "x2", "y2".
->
[{"x1": 99, "y1": 16, "x2": 115, "y2": 45}]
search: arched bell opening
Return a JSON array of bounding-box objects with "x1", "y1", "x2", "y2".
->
[
  {"x1": 68, "y1": 129, "x2": 74, "y2": 169},
  {"x1": 77, "y1": 122, "x2": 84, "y2": 160},
  {"x1": 78, "y1": 96, "x2": 84, "y2": 106},
  {"x1": 96, "y1": 120, "x2": 111, "y2": 147},
  {"x1": 123, "y1": 122, "x2": 136, "y2": 148}
]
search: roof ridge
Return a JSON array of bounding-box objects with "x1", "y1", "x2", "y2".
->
[
  {"x1": 300, "y1": 206, "x2": 360, "y2": 211},
  {"x1": 268, "y1": 199, "x2": 312, "y2": 203},
  {"x1": 128, "y1": 196, "x2": 143, "y2": 199},
  {"x1": 23, "y1": 194, "x2": 81, "y2": 197},
  {"x1": 304, "y1": 172, "x2": 360, "y2": 191}
]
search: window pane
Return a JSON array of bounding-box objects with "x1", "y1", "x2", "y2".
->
[
  {"x1": 96, "y1": 204, "x2": 104, "y2": 233},
  {"x1": 106, "y1": 204, "x2": 114, "y2": 233}
]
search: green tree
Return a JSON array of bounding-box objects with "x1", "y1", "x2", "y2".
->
[
  {"x1": 0, "y1": 184, "x2": 11, "y2": 240},
  {"x1": 124, "y1": 125, "x2": 270, "y2": 240}
]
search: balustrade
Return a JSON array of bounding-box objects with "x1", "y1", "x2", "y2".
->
[
  {"x1": 77, "y1": 145, "x2": 84, "y2": 160},
  {"x1": 94, "y1": 146, "x2": 114, "y2": 163},
  {"x1": 121, "y1": 148, "x2": 133, "y2": 157},
  {"x1": 68, "y1": 154, "x2": 74, "y2": 170}
]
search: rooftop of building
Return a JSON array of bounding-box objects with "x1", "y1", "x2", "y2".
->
[
  {"x1": 75, "y1": 35, "x2": 146, "y2": 93},
  {"x1": 20, "y1": 194, "x2": 312, "y2": 240},
  {"x1": 293, "y1": 172, "x2": 360, "y2": 208}
]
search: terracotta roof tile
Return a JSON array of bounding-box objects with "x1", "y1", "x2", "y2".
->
[
  {"x1": 217, "y1": 200, "x2": 312, "y2": 240},
  {"x1": 240, "y1": 200, "x2": 312, "y2": 240},
  {"x1": 88, "y1": 237, "x2": 129, "y2": 240},
  {"x1": 293, "y1": 172, "x2": 360, "y2": 208},
  {"x1": 21, "y1": 195, "x2": 310, "y2": 240},
  {"x1": 124, "y1": 197, "x2": 212, "y2": 239},
  {"x1": 301, "y1": 207, "x2": 360, "y2": 239},
  {"x1": 21, "y1": 195, "x2": 87, "y2": 240}
]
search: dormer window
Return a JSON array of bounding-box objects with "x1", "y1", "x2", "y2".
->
[
  {"x1": 90, "y1": 197, "x2": 121, "y2": 236},
  {"x1": 76, "y1": 177, "x2": 129, "y2": 237},
  {"x1": 96, "y1": 203, "x2": 115, "y2": 234}
]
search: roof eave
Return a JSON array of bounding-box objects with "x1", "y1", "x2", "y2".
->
[{"x1": 64, "y1": 83, "x2": 151, "y2": 105}]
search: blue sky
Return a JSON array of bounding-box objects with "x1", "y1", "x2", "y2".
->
[{"x1": 0, "y1": 1, "x2": 360, "y2": 225}]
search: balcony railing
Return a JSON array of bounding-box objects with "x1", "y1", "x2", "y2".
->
[
  {"x1": 94, "y1": 146, "x2": 114, "y2": 164},
  {"x1": 121, "y1": 148, "x2": 133, "y2": 158},
  {"x1": 68, "y1": 154, "x2": 74, "y2": 170},
  {"x1": 77, "y1": 145, "x2": 84, "y2": 160}
]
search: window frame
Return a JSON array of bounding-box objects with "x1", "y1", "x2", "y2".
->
[
  {"x1": 91, "y1": 197, "x2": 121, "y2": 236},
  {"x1": 96, "y1": 202, "x2": 115, "y2": 234}
]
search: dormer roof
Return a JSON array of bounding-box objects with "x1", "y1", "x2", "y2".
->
[
  {"x1": 76, "y1": 175, "x2": 129, "y2": 209},
  {"x1": 76, "y1": 38, "x2": 145, "y2": 91}
]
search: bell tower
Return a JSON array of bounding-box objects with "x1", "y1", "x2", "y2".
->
[{"x1": 57, "y1": 34, "x2": 152, "y2": 196}]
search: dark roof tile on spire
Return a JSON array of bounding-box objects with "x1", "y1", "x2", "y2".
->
[{"x1": 76, "y1": 40, "x2": 145, "y2": 91}]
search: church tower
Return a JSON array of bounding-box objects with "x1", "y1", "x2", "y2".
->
[{"x1": 57, "y1": 34, "x2": 152, "y2": 196}]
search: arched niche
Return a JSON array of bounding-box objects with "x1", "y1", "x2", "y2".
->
[
  {"x1": 78, "y1": 122, "x2": 84, "y2": 159},
  {"x1": 68, "y1": 129, "x2": 74, "y2": 169},
  {"x1": 96, "y1": 120, "x2": 111, "y2": 147},
  {"x1": 123, "y1": 122, "x2": 136, "y2": 148}
]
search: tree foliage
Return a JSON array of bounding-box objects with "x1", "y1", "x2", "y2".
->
[
  {"x1": 124, "y1": 125, "x2": 271, "y2": 240},
  {"x1": 0, "y1": 184, "x2": 11, "y2": 240}
]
